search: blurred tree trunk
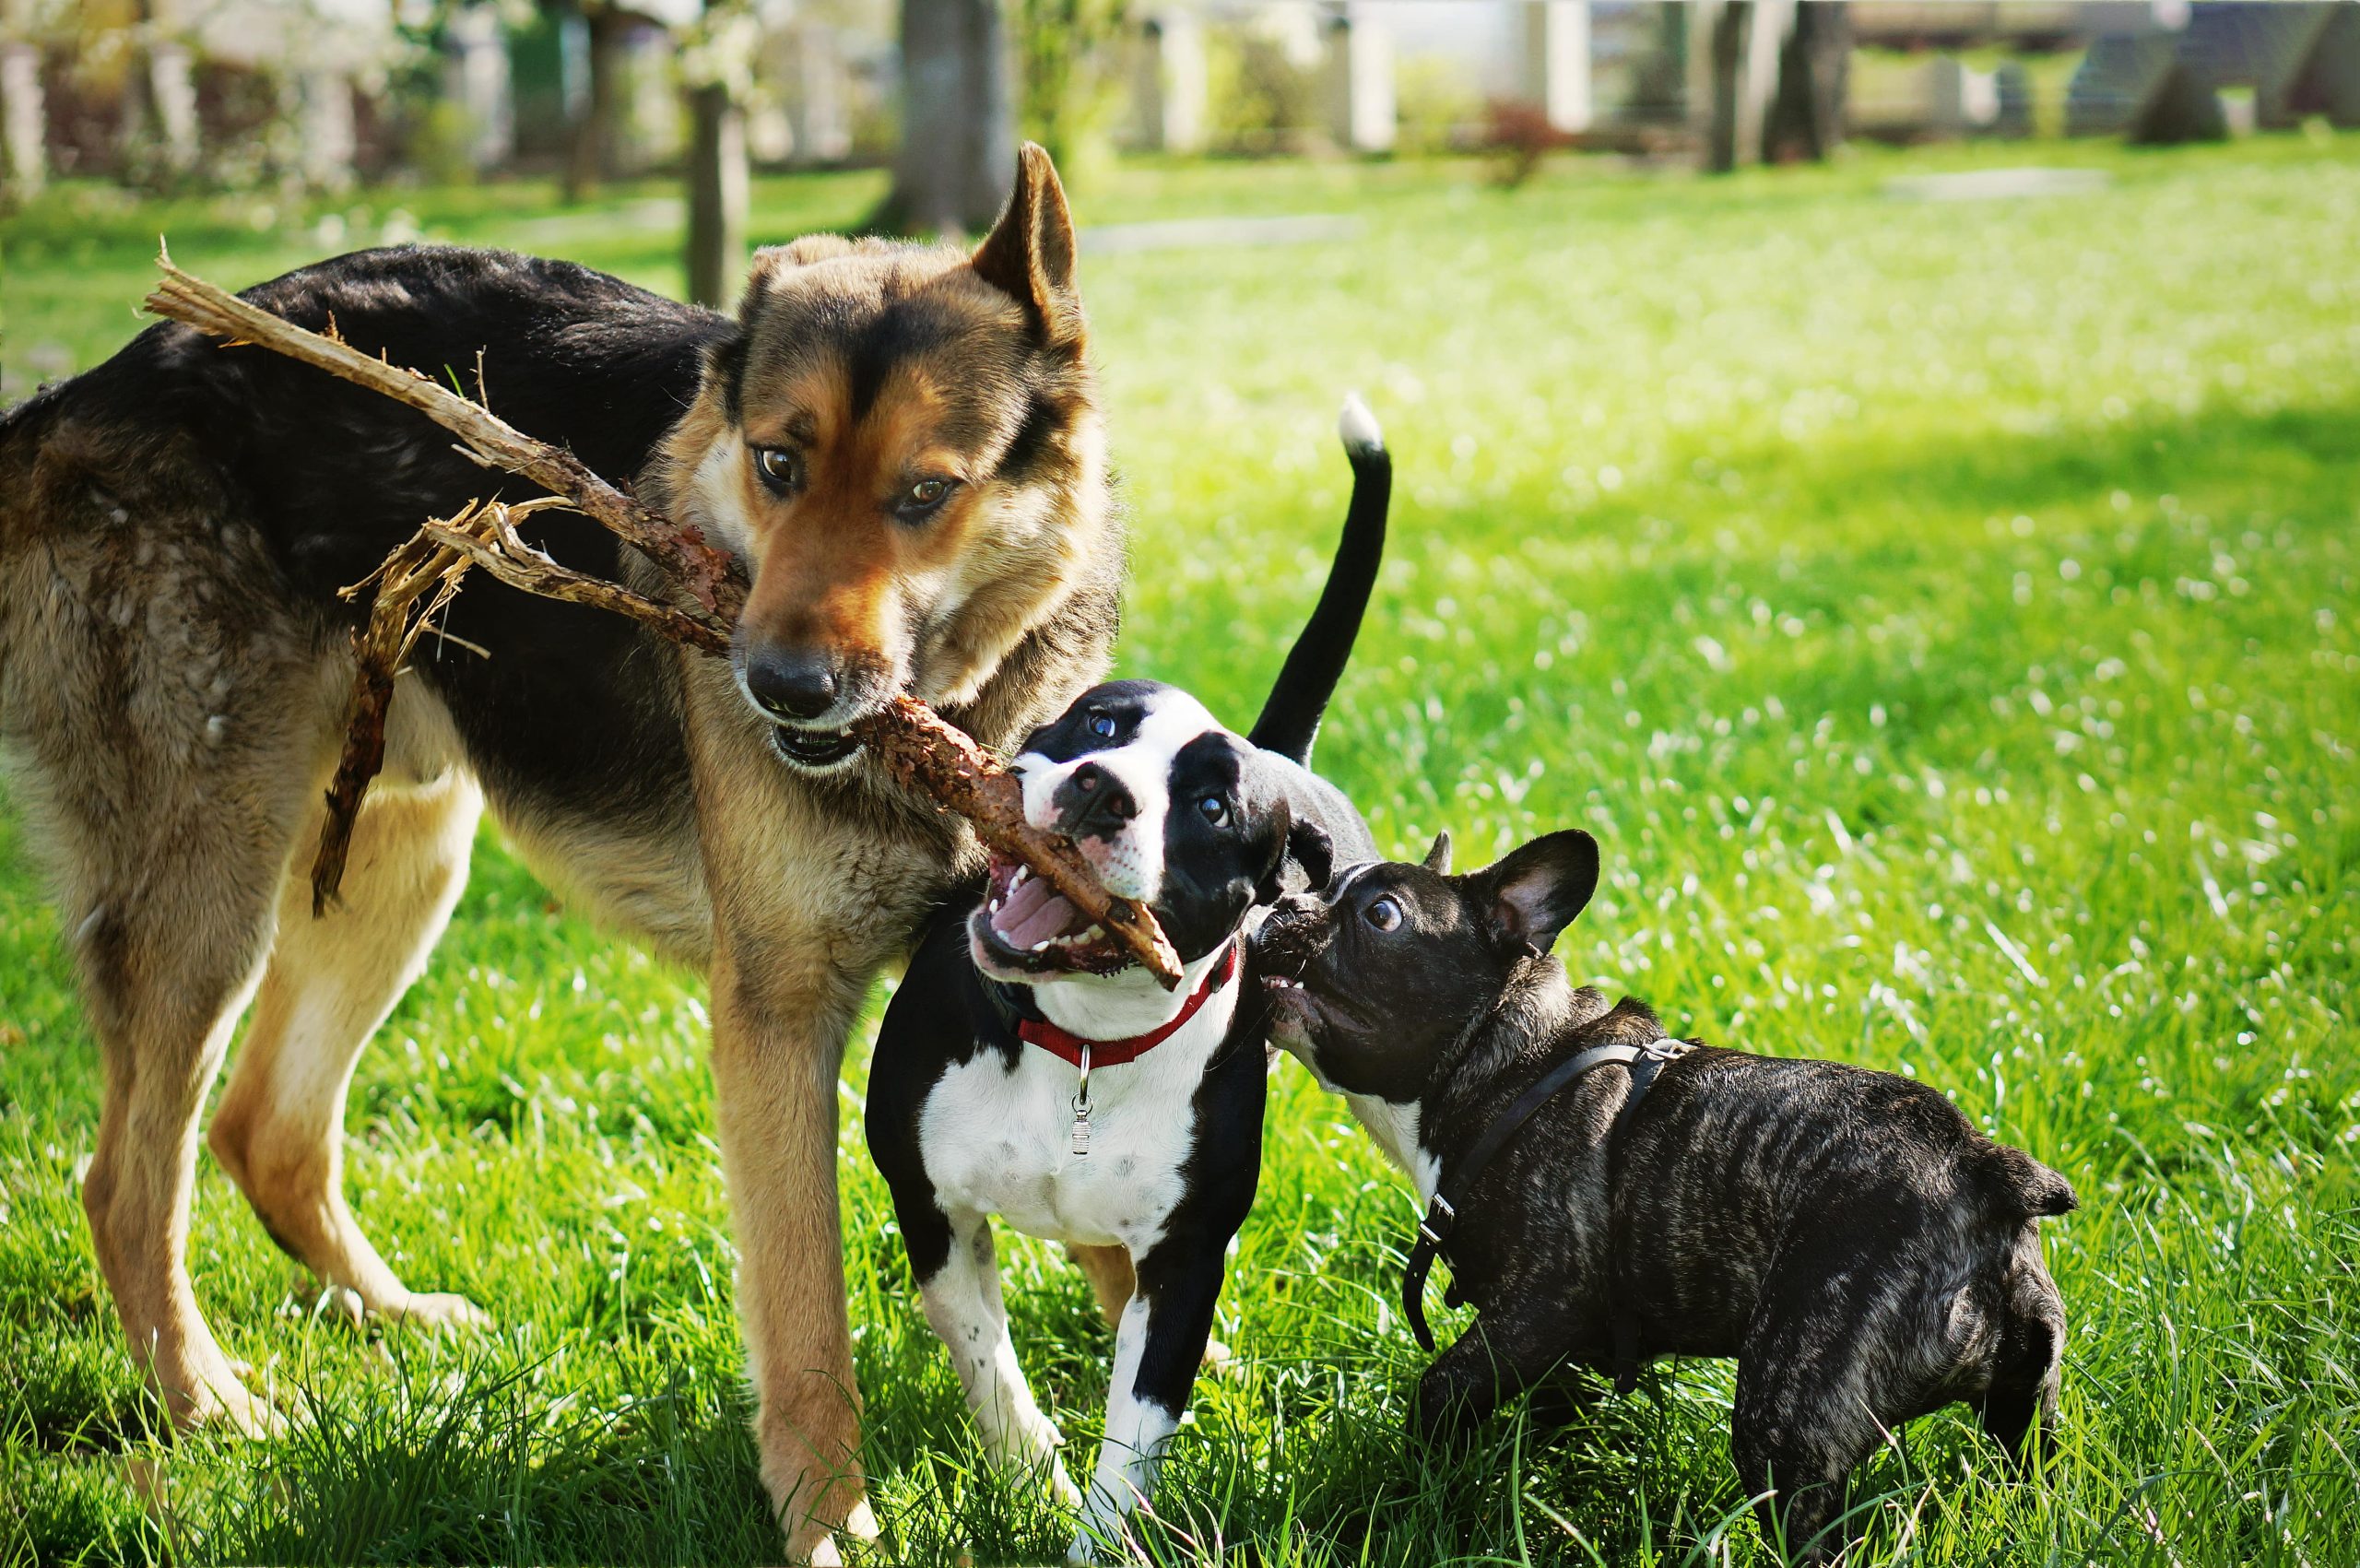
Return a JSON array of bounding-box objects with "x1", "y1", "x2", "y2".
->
[
  {"x1": 124, "y1": 0, "x2": 199, "y2": 188},
  {"x1": 562, "y1": 2, "x2": 628, "y2": 205},
  {"x1": 879, "y1": 0, "x2": 1016, "y2": 233},
  {"x1": 1765, "y1": 1, "x2": 1847, "y2": 162},
  {"x1": 1703, "y1": 1, "x2": 1747, "y2": 173},
  {"x1": 0, "y1": 10, "x2": 45, "y2": 204},
  {"x1": 686, "y1": 78, "x2": 747, "y2": 307}
]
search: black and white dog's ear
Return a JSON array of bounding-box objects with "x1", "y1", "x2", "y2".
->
[
  {"x1": 1469, "y1": 830, "x2": 1599, "y2": 955},
  {"x1": 1421, "y1": 831, "x2": 1453, "y2": 874},
  {"x1": 1285, "y1": 817, "x2": 1336, "y2": 894}
]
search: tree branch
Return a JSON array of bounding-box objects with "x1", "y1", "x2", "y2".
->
[{"x1": 148, "y1": 253, "x2": 1185, "y2": 987}]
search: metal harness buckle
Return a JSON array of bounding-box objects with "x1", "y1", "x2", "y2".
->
[{"x1": 1416, "y1": 1195, "x2": 1457, "y2": 1249}]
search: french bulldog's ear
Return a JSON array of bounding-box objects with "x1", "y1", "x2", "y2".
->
[
  {"x1": 1470, "y1": 830, "x2": 1599, "y2": 954},
  {"x1": 971, "y1": 142, "x2": 1081, "y2": 344},
  {"x1": 1287, "y1": 817, "x2": 1336, "y2": 894},
  {"x1": 1422, "y1": 831, "x2": 1453, "y2": 874},
  {"x1": 1254, "y1": 797, "x2": 1299, "y2": 905}
]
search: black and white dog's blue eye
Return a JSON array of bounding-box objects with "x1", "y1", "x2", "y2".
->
[
  {"x1": 1089, "y1": 713, "x2": 1115, "y2": 738},
  {"x1": 753, "y1": 447, "x2": 802, "y2": 492},
  {"x1": 1364, "y1": 895, "x2": 1403, "y2": 933},
  {"x1": 1198, "y1": 796, "x2": 1230, "y2": 826}
]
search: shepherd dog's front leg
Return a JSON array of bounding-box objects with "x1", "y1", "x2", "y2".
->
[{"x1": 709, "y1": 938, "x2": 879, "y2": 1563}]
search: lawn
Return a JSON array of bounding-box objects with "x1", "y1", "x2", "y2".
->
[{"x1": 4, "y1": 135, "x2": 2358, "y2": 1566}]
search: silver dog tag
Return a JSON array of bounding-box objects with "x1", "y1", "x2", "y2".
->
[{"x1": 1070, "y1": 1043, "x2": 1093, "y2": 1156}]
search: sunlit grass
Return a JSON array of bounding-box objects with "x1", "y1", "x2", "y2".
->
[{"x1": 4, "y1": 134, "x2": 2358, "y2": 1564}]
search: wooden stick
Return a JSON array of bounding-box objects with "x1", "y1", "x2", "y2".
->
[
  {"x1": 148, "y1": 254, "x2": 1185, "y2": 987},
  {"x1": 311, "y1": 520, "x2": 478, "y2": 914},
  {"x1": 853, "y1": 698, "x2": 1184, "y2": 984},
  {"x1": 416, "y1": 501, "x2": 735, "y2": 658},
  {"x1": 143, "y1": 248, "x2": 747, "y2": 623}
]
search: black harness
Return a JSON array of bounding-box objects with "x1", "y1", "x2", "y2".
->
[{"x1": 1402, "y1": 1036, "x2": 1691, "y2": 1355}]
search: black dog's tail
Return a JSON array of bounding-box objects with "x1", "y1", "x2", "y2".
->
[{"x1": 1247, "y1": 395, "x2": 1390, "y2": 767}]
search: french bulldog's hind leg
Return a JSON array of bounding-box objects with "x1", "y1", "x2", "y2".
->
[
  {"x1": 1976, "y1": 1249, "x2": 2070, "y2": 1469},
  {"x1": 1729, "y1": 1338, "x2": 1884, "y2": 1565}
]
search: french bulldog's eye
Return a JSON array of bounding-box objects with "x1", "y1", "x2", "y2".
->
[
  {"x1": 1089, "y1": 713, "x2": 1115, "y2": 738},
  {"x1": 1198, "y1": 795, "x2": 1230, "y2": 827},
  {"x1": 1364, "y1": 895, "x2": 1403, "y2": 933},
  {"x1": 752, "y1": 447, "x2": 802, "y2": 493}
]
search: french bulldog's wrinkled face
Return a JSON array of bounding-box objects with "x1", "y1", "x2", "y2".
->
[
  {"x1": 970, "y1": 678, "x2": 1326, "y2": 982},
  {"x1": 1253, "y1": 829, "x2": 1601, "y2": 1102}
]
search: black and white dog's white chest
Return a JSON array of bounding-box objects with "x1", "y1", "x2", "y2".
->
[{"x1": 913, "y1": 964, "x2": 1245, "y2": 1253}]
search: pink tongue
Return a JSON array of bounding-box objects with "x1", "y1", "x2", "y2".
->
[{"x1": 994, "y1": 874, "x2": 1080, "y2": 949}]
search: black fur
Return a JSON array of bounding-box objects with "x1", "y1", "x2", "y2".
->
[
  {"x1": 18, "y1": 245, "x2": 726, "y2": 831},
  {"x1": 1254, "y1": 834, "x2": 2075, "y2": 1564}
]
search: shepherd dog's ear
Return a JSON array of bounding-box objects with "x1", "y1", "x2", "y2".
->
[
  {"x1": 1421, "y1": 831, "x2": 1453, "y2": 875},
  {"x1": 701, "y1": 325, "x2": 749, "y2": 422},
  {"x1": 1467, "y1": 831, "x2": 1599, "y2": 956},
  {"x1": 972, "y1": 143, "x2": 1081, "y2": 346}
]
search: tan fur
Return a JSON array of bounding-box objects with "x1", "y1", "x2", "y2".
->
[
  {"x1": 207, "y1": 721, "x2": 486, "y2": 1329},
  {"x1": 0, "y1": 145, "x2": 1123, "y2": 1562},
  {"x1": 1067, "y1": 1244, "x2": 1137, "y2": 1326}
]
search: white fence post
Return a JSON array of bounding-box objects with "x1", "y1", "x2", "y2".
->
[{"x1": 0, "y1": 36, "x2": 42, "y2": 198}]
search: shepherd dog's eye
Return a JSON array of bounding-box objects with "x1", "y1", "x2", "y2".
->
[
  {"x1": 1364, "y1": 895, "x2": 1403, "y2": 933},
  {"x1": 897, "y1": 477, "x2": 956, "y2": 520},
  {"x1": 1088, "y1": 713, "x2": 1115, "y2": 738},
  {"x1": 753, "y1": 447, "x2": 802, "y2": 493},
  {"x1": 1198, "y1": 796, "x2": 1230, "y2": 826}
]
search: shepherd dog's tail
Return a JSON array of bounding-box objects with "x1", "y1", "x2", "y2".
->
[{"x1": 1248, "y1": 395, "x2": 1390, "y2": 767}]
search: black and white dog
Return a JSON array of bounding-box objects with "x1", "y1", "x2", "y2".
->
[{"x1": 865, "y1": 401, "x2": 1386, "y2": 1561}]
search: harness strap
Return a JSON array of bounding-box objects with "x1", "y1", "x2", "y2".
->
[{"x1": 1402, "y1": 1037, "x2": 1689, "y2": 1353}]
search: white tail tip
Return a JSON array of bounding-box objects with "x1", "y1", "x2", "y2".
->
[{"x1": 1337, "y1": 393, "x2": 1384, "y2": 456}]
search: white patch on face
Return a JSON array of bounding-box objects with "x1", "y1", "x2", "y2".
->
[
  {"x1": 1013, "y1": 690, "x2": 1221, "y2": 904},
  {"x1": 687, "y1": 431, "x2": 755, "y2": 556}
]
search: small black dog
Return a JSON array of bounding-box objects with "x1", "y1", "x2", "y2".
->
[{"x1": 1254, "y1": 829, "x2": 2074, "y2": 1562}]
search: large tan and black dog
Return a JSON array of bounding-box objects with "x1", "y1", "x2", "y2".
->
[{"x1": 0, "y1": 146, "x2": 1115, "y2": 1559}]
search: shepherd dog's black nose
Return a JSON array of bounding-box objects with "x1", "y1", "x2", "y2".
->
[
  {"x1": 745, "y1": 645, "x2": 839, "y2": 722},
  {"x1": 1054, "y1": 761, "x2": 1139, "y2": 839}
]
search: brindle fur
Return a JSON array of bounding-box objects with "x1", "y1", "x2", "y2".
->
[
  {"x1": 1255, "y1": 832, "x2": 2075, "y2": 1563},
  {"x1": 0, "y1": 145, "x2": 1116, "y2": 1562}
]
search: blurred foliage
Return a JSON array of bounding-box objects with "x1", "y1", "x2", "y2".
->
[
  {"x1": 1010, "y1": 0, "x2": 1132, "y2": 176},
  {"x1": 4, "y1": 136, "x2": 2360, "y2": 1565}
]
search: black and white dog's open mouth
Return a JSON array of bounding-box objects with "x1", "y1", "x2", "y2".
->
[
  {"x1": 971, "y1": 852, "x2": 1132, "y2": 975},
  {"x1": 769, "y1": 723, "x2": 862, "y2": 770}
]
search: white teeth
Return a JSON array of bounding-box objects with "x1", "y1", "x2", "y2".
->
[
  {"x1": 1014, "y1": 867, "x2": 1032, "y2": 887},
  {"x1": 1030, "y1": 937, "x2": 1050, "y2": 951}
]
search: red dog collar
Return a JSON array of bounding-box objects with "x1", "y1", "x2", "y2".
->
[{"x1": 1019, "y1": 944, "x2": 1240, "y2": 1069}]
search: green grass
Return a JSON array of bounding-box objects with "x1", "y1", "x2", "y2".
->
[{"x1": 5, "y1": 135, "x2": 2359, "y2": 1564}]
